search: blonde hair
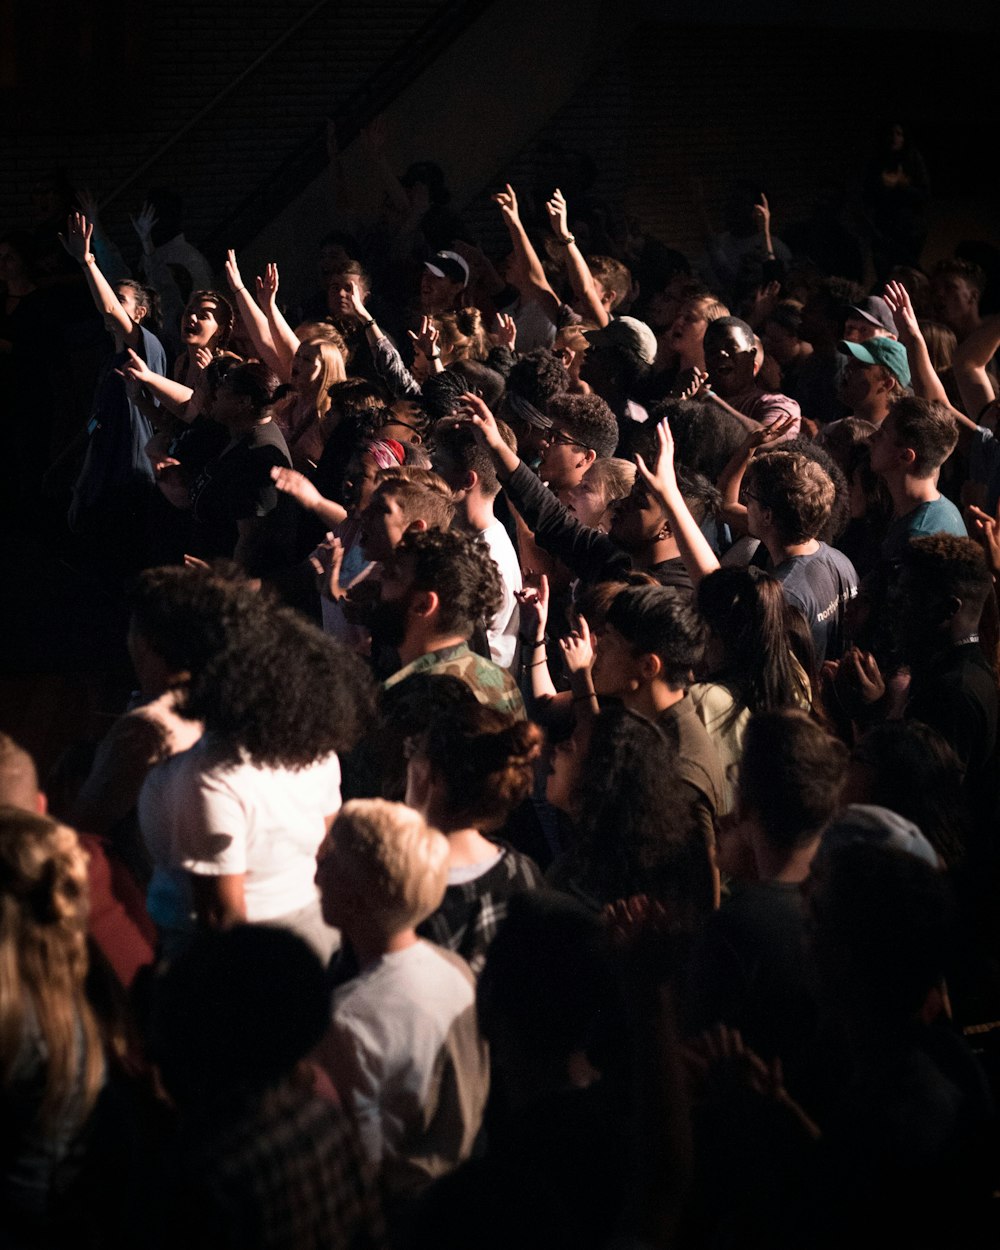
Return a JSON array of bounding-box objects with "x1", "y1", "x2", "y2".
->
[
  {"x1": 296, "y1": 338, "x2": 348, "y2": 417},
  {"x1": 0, "y1": 808, "x2": 103, "y2": 1128},
  {"x1": 326, "y1": 799, "x2": 449, "y2": 933},
  {"x1": 918, "y1": 320, "x2": 957, "y2": 376},
  {"x1": 582, "y1": 456, "x2": 637, "y2": 507},
  {"x1": 436, "y1": 308, "x2": 488, "y2": 363}
]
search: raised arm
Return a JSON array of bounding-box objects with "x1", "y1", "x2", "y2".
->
[
  {"x1": 270, "y1": 466, "x2": 348, "y2": 528},
  {"x1": 635, "y1": 418, "x2": 721, "y2": 586},
  {"x1": 883, "y1": 280, "x2": 949, "y2": 406},
  {"x1": 952, "y1": 313, "x2": 1000, "y2": 421},
  {"x1": 76, "y1": 188, "x2": 131, "y2": 283},
  {"x1": 224, "y1": 249, "x2": 282, "y2": 375},
  {"x1": 884, "y1": 281, "x2": 980, "y2": 446},
  {"x1": 59, "y1": 212, "x2": 141, "y2": 348},
  {"x1": 121, "y1": 348, "x2": 195, "y2": 417},
  {"x1": 546, "y1": 188, "x2": 609, "y2": 327},
  {"x1": 492, "y1": 184, "x2": 560, "y2": 320},
  {"x1": 256, "y1": 263, "x2": 300, "y2": 380},
  {"x1": 716, "y1": 417, "x2": 798, "y2": 535}
]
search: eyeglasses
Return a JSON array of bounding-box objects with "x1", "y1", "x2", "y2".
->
[{"x1": 543, "y1": 428, "x2": 592, "y2": 452}]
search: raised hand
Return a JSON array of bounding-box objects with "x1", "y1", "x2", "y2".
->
[
  {"x1": 130, "y1": 202, "x2": 158, "y2": 251},
  {"x1": 967, "y1": 502, "x2": 1000, "y2": 576},
  {"x1": 883, "y1": 279, "x2": 920, "y2": 344},
  {"x1": 461, "y1": 392, "x2": 505, "y2": 452},
  {"x1": 256, "y1": 262, "x2": 279, "y2": 306},
  {"x1": 560, "y1": 614, "x2": 595, "y2": 674},
  {"x1": 752, "y1": 192, "x2": 771, "y2": 235},
  {"x1": 408, "y1": 315, "x2": 439, "y2": 360},
  {"x1": 677, "y1": 367, "x2": 710, "y2": 401},
  {"x1": 120, "y1": 346, "x2": 154, "y2": 385},
  {"x1": 224, "y1": 248, "x2": 246, "y2": 294},
  {"x1": 361, "y1": 115, "x2": 389, "y2": 154},
  {"x1": 492, "y1": 182, "x2": 520, "y2": 225},
  {"x1": 348, "y1": 279, "x2": 369, "y2": 320},
  {"x1": 58, "y1": 212, "x2": 94, "y2": 265},
  {"x1": 309, "y1": 533, "x2": 347, "y2": 602},
  {"x1": 546, "y1": 187, "x2": 570, "y2": 240},
  {"x1": 742, "y1": 412, "x2": 798, "y2": 455},
  {"x1": 515, "y1": 572, "x2": 550, "y2": 643},
  {"x1": 76, "y1": 188, "x2": 103, "y2": 228},
  {"x1": 635, "y1": 416, "x2": 680, "y2": 503},
  {"x1": 271, "y1": 465, "x2": 323, "y2": 511},
  {"x1": 495, "y1": 312, "x2": 517, "y2": 352}
]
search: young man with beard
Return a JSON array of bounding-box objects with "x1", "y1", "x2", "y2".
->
[
  {"x1": 377, "y1": 527, "x2": 524, "y2": 717},
  {"x1": 463, "y1": 393, "x2": 706, "y2": 597}
]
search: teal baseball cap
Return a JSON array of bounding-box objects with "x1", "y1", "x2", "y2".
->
[{"x1": 838, "y1": 336, "x2": 911, "y2": 389}]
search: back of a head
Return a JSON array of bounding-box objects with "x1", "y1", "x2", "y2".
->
[
  {"x1": 184, "y1": 599, "x2": 376, "y2": 768},
  {"x1": 605, "y1": 584, "x2": 705, "y2": 688},
  {"x1": 431, "y1": 419, "x2": 501, "y2": 497},
  {"x1": 808, "y1": 841, "x2": 951, "y2": 1028},
  {"x1": 588, "y1": 255, "x2": 632, "y2": 310},
  {"x1": 746, "y1": 450, "x2": 835, "y2": 544},
  {"x1": 888, "y1": 395, "x2": 959, "y2": 478},
  {"x1": 128, "y1": 564, "x2": 253, "y2": 676},
  {"x1": 507, "y1": 349, "x2": 569, "y2": 411},
  {"x1": 417, "y1": 703, "x2": 542, "y2": 832},
  {"x1": 478, "y1": 890, "x2": 623, "y2": 1086},
  {"x1": 899, "y1": 532, "x2": 993, "y2": 617},
  {"x1": 447, "y1": 359, "x2": 506, "y2": 410},
  {"x1": 738, "y1": 709, "x2": 846, "y2": 851},
  {"x1": 391, "y1": 526, "x2": 503, "y2": 640},
  {"x1": 330, "y1": 798, "x2": 449, "y2": 932},
  {"x1": 149, "y1": 925, "x2": 330, "y2": 1108},
  {"x1": 650, "y1": 398, "x2": 745, "y2": 481}
]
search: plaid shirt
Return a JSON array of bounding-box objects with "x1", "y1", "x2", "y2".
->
[
  {"x1": 165, "y1": 1079, "x2": 385, "y2": 1250},
  {"x1": 418, "y1": 845, "x2": 542, "y2": 976}
]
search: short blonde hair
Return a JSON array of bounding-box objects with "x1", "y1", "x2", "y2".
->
[{"x1": 327, "y1": 800, "x2": 449, "y2": 933}]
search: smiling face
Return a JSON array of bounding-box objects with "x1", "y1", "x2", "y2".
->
[
  {"x1": 181, "y1": 297, "x2": 221, "y2": 349},
  {"x1": 702, "y1": 325, "x2": 756, "y2": 398}
]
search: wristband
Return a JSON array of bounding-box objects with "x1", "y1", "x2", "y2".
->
[
  {"x1": 556, "y1": 234, "x2": 575, "y2": 246},
  {"x1": 519, "y1": 633, "x2": 546, "y2": 647},
  {"x1": 429, "y1": 351, "x2": 442, "y2": 360},
  {"x1": 527, "y1": 658, "x2": 548, "y2": 668},
  {"x1": 361, "y1": 316, "x2": 376, "y2": 328}
]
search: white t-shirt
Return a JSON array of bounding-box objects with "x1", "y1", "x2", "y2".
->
[
  {"x1": 139, "y1": 737, "x2": 342, "y2": 930},
  {"x1": 316, "y1": 941, "x2": 489, "y2": 1198},
  {"x1": 480, "y1": 519, "x2": 521, "y2": 670}
]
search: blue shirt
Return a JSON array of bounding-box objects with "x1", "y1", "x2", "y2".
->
[{"x1": 881, "y1": 495, "x2": 967, "y2": 562}]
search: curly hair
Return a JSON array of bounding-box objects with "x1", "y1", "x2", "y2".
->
[
  {"x1": 0, "y1": 808, "x2": 104, "y2": 1129},
  {"x1": 568, "y1": 709, "x2": 709, "y2": 912},
  {"x1": 415, "y1": 704, "x2": 542, "y2": 832},
  {"x1": 899, "y1": 533, "x2": 994, "y2": 613},
  {"x1": 507, "y1": 349, "x2": 569, "y2": 411},
  {"x1": 547, "y1": 393, "x2": 619, "y2": 459},
  {"x1": 127, "y1": 565, "x2": 252, "y2": 675},
  {"x1": 183, "y1": 600, "x2": 376, "y2": 768},
  {"x1": 745, "y1": 450, "x2": 835, "y2": 544},
  {"x1": 388, "y1": 527, "x2": 503, "y2": 639},
  {"x1": 605, "y1": 585, "x2": 706, "y2": 689},
  {"x1": 650, "y1": 398, "x2": 745, "y2": 481}
]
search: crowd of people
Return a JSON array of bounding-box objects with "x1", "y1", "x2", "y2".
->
[{"x1": 3, "y1": 116, "x2": 1000, "y2": 1247}]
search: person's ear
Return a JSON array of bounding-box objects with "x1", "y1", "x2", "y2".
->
[
  {"x1": 942, "y1": 593, "x2": 963, "y2": 624},
  {"x1": 406, "y1": 518, "x2": 428, "y2": 534},
  {"x1": 463, "y1": 470, "x2": 478, "y2": 493},
  {"x1": 411, "y1": 589, "x2": 438, "y2": 620},
  {"x1": 581, "y1": 448, "x2": 597, "y2": 470},
  {"x1": 640, "y1": 650, "x2": 662, "y2": 682}
]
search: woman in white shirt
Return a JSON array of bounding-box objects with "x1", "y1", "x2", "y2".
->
[{"x1": 140, "y1": 589, "x2": 374, "y2": 960}]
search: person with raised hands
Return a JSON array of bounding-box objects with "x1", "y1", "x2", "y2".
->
[
  {"x1": 59, "y1": 210, "x2": 168, "y2": 559},
  {"x1": 222, "y1": 247, "x2": 283, "y2": 375},
  {"x1": 546, "y1": 187, "x2": 617, "y2": 329},
  {"x1": 464, "y1": 391, "x2": 707, "y2": 594},
  {"x1": 492, "y1": 182, "x2": 563, "y2": 346}
]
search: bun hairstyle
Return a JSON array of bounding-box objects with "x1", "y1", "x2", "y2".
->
[
  {"x1": 417, "y1": 704, "x2": 543, "y2": 832},
  {"x1": 436, "y1": 307, "x2": 488, "y2": 361}
]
